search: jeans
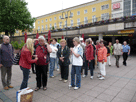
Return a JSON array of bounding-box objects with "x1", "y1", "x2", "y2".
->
[
  {"x1": 71, "y1": 65, "x2": 82, "y2": 88},
  {"x1": 115, "y1": 55, "x2": 120, "y2": 66},
  {"x1": 60, "y1": 63, "x2": 69, "y2": 80},
  {"x1": 84, "y1": 60, "x2": 94, "y2": 76},
  {"x1": 49, "y1": 58, "x2": 56, "y2": 77},
  {"x1": 1, "y1": 66, "x2": 12, "y2": 87},
  {"x1": 20, "y1": 66, "x2": 30, "y2": 90},
  {"x1": 36, "y1": 65, "x2": 48, "y2": 88},
  {"x1": 55, "y1": 58, "x2": 59, "y2": 69},
  {"x1": 123, "y1": 52, "x2": 128, "y2": 65}
]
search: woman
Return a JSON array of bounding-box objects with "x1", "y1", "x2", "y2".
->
[
  {"x1": 19, "y1": 38, "x2": 38, "y2": 90},
  {"x1": 57, "y1": 39, "x2": 70, "y2": 83},
  {"x1": 83, "y1": 39, "x2": 94, "y2": 79},
  {"x1": 69, "y1": 37, "x2": 83, "y2": 90},
  {"x1": 49, "y1": 39, "x2": 58, "y2": 78},
  {"x1": 95, "y1": 40, "x2": 101, "y2": 68},
  {"x1": 107, "y1": 42, "x2": 113, "y2": 66},
  {"x1": 97, "y1": 41, "x2": 107, "y2": 80}
]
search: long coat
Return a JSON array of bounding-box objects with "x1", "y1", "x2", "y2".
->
[{"x1": 57, "y1": 46, "x2": 70, "y2": 66}]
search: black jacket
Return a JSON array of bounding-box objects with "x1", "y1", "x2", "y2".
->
[{"x1": 57, "y1": 46, "x2": 70, "y2": 66}]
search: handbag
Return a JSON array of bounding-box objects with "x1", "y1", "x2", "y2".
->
[{"x1": 13, "y1": 53, "x2": 20, "y2": 65}]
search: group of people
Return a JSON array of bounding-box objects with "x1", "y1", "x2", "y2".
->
[{"x1": 0, "y1": 35, "x2": 130, "y2": 91}]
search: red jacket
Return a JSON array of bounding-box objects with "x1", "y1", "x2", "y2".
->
[
  {"x1": 19, "y1": 47, "x2": 37, "y2": 69},
  {"x1": 35, "y1": 42, "x2": 48, "y2": 65},
  {"x1": 85, "y1": 44, "x2": 94, "y2": 61}
]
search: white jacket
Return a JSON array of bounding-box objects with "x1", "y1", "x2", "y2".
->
[{"x1": 50, "y1": 44, "x2": 58, "y2": 58}]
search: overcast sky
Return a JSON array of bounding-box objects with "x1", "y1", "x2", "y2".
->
[{"x1": 25, "y1": 0, "x2": 95, "y2": 18}]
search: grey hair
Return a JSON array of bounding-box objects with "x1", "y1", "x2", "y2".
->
[
  {"x1": 73, "y1": 37, "x2": 80, "y2": 44},
  {"x1": 89, "y1": 38, "x2": 92, "y2": 42},
  {"x1": 96, "y1": 40, "x2": 100, "y2": 43},
  {"x1": 3, "y1": 35, "x2": 9, "y2": 39},
  {"x1": 123, "y1": 41, "x2": 127, "y2": 44},
  {"x1": 85, "y1": 39, "x2": 90, "y2": 44},
  {"x1": 38, "y1": 36, "x2": 45, "y2": 41}
]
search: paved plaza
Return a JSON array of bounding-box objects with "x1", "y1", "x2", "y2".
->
[{"x1": 0, "y1": 55, "x2": 136, "y2": 102}]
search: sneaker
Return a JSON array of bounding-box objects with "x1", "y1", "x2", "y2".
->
[
  {"x1": 82, "y1": 75, "x2": 86, "y2": 78},
  {"x1": 57, "y1": 69, "x2": 60, "y2": 72},
  {"x1": 69, "y1": 85, "x2": 72, "y2": 88},
  {"x1": 90, "y1": 76, "x2": 93, "y2": 79},
  {"x1": 74, "y1": 87, "x2": 79, "y2": 90},
  {"x1": 59, "y1": 78, "x2": 63, "y2": 81},
  {"x1": 97, "y1": 75, "x2": 102, "y2": 78},
  {"x1": 8, "y1": 85, "x2": 14, "y2": 88},
  {"x1": 99, "y1": 77, "x2": 105, "y2": 80},
  {"x1": 64, "y1": 80, "x2": 68, "y2": 83},
  {"x1": 50, "y1": 76, "x2": 55, "y2": 78},
  {"x1": 4, "y1": 86, "x2": 9, "y2": 90}
]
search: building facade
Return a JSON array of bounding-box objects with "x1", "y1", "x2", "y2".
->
[{"x1": 35, "y1": 0, "x2": 111, "y2": 33}]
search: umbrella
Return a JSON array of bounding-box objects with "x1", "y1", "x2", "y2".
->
[
  {"x1": 82, "y1": 34, "x2": 85, "y2": 42},
  {"x1": 24, "y1": 32, "x2": 27, "y2": 43},
  {"x1": 48, "y1": 30, "x2": 51, "y2": 43},
  {"x1": 36, "y1": 32, "x2": 39, "y2": 39},
  {"x1": 62, "y1": 35, "x2": 64, "y2": 39}
]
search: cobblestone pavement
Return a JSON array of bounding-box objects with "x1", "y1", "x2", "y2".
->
[{"x1": 0, "y1": 55, "x2": 136, "y2": 102}]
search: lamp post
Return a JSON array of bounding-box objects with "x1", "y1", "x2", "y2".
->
[{"x1": 61, "y1": 10, "x2": 72, "y2": 40}]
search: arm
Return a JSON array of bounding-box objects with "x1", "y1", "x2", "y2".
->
[
  {"x1": 46, "y1": 44, "x2": 52, "y2": 53},
  {"x1": 25, "y1": 51, "x2": 37, "y2": 64},
  {"x1": 72, "y1": 47, "x2": 83, "y2": 58},
  {"x1": 0, "y1": 48, "x2": 2, "y2": 65},
  {"x1": 128, "y1": 46, "x2": 130, "y2": 55},
  {"x1": 103, "y1": 48, "x2": 107, "y2": 63}
]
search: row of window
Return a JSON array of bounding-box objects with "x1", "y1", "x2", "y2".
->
[
  {"x1": 38, "y1": 4, "x2": 109, "y2": 24},
  {"x1": 38, "y1": 13, "x2": 109, "y2": 30}
]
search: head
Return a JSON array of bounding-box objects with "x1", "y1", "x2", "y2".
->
[
  {"x1": 100, "y1": 41, "x2": 107, "y2": 47},
  {"x1": 73, "y1": 37, "x2": 80, "y2": 46},
  {"x1": 109, "y1": 42, "x2": 112, "y2": 46},
  {"x1": 96, "y1": 40, "x2": 100, "y2": 45},
  {"x1": 123, "y1": 41, "x2": 127, "y2": 45},
  {"x1": 53, "y1": 38, "x2": 57, "y2": 43},
  {"x1": 89, "y1": 38, "x2": 92, "y2": 44},
  {"x1": 85, "y1": 39, "x2": 90, "y2": 46},
  {"x1": 38, "y1": 36, "x2": 46, "y2": 46},
  {"x1": 3, "y1": 35, "x2": 10, "y2": 44},
  {"x1": 26, "y1": 38, "x2": 34, "y2": 55},
  {"x1": 60, "y1": 39, "x2": 67, "y2": 47},
  {"x1": 116, "y1": 39, "x2": 119, "y2": 44},
  {"x1": 100, "y1": 39, "x2": 103, "y2": 42}
]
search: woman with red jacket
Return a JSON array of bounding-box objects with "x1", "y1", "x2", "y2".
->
[
  {"x1": 19, "y1": 38, "x2": 38, "y2": 90},
  {"x1": 83, "y1": 39, "x2": 94, "y2": 79}
]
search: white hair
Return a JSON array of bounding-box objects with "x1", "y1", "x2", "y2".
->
[{"x1": 38, "y1": 36, "x2": 45, "y2": 41}]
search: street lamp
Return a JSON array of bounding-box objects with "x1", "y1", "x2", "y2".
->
[{"x1": 61, "y1": 10, "x2": 73, "y2": 40}]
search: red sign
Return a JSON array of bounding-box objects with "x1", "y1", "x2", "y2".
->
[{"x1": 113, "y1": 3, "x2": 120, "y2": 9}]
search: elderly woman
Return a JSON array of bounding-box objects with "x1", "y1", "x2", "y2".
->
[
  {"x1": 57, "y1": 39, "x2": 70, "y2": 83},
  {"x1": 83, "y1": 39, "x2": 94, "y2": 79},
  {"x1": 69, "y1": 37, "x2": 83, "y2": 90}
]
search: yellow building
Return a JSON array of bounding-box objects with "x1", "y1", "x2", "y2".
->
[{"x1": 35, "y1": 0, "x2": 111, "y2": 33}]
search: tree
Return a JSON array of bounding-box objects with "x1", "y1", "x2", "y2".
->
[{"x1": 0, "y1": 0, "x2": 36, "y2": 36}]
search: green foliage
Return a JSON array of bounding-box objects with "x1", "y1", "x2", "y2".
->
[
  {"x1": 52, "y1": 26, "x2": 55, "y2": 30},
  {"x1": 0, "y1": 0, "x2": 36, "y2": 35},
  {"x1": 11, "y1": 40, "x2": 25, "y2": 50}
]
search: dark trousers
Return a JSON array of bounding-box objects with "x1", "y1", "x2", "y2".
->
[
  {"x1": 92, "y1": 59, "x2": 95, "y2": 69},
  {"x1": 20, "y1": 66, "x2": 30, "y2": 90},
  {"x1": 31, "y1": 63, "x2": 35, "y2": 73},
  {"x1": 123, "y1": 52, "x2": 128, "y2": 65},
  {"x1": 60, "y1": 63, "x2": 69, "y2": 80},
  {"x1": 36, "y1": 65, "x2": 48, "y2": 88},
  {"x1": 84, "y1": 60, "x2": 94, "y2": 76},
  {"x1": 115, "y1": 55, "x2": 120, "y2": 66}
]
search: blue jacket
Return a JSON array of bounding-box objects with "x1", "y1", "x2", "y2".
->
[{"x1": 0, "y1": 43, "x2": 14, "y2": 67}]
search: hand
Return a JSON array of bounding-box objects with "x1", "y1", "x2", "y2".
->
[
  {"x1": 34, "y1": 39, "x2": 38, "y2": 42},
  {"x1": 0, "y1": 64, "x2": 3, "y2": 68},
  {"x1": 112, "y1": 53, "x2": 114, "y2": 55},
  {"x1": 102, "y1": 60, "x2": 104, "y2": 64},
  {"x1": 55, "y1": 49, "x2": 57, "y2": 51},
  {"x1": 122, "y1": 52, "x2": 123, "y2": 55},
  {"x1": 89, "y1": 60, "x2": 91, "y2": 62},
  {"x1": 35, "y1": 57, "x2": 38, "y2": 60},
  {"x1": 44, "y1": 56, "x2": 46, "y2": 59},
  {"x1": 128, "y1": 52, "x2": 129, "y2": 55},
  {"x1": 33, "y1": 55, "x2": 37, "y2": 58},
  {"x1": 45, "y1": 43, "x2": 49, "y2": 45},
  {"x1": 70, "y1": 48, "x2": 73, "y2": 52}
]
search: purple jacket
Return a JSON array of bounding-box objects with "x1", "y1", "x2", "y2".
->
[{"x1": 0, "y1": 43, "x2": 14, "y2": 67}]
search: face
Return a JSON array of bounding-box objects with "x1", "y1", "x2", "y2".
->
[
  {"x1": 124, "y1": 42, "x2": 127, "y2": 45},
  {"x1": 39, "y1": 39, "x2": 45, "y2": 46},
  {"x1": 109, "y1": 42, "x2": 112, "y2": 46},
  {"x1": 73, "y1": 40, "x2": 78, "y2": 46},
  {"x1": 116, "y1": 40, "x2": 119, "y2": 44},
  {"x1": 85, "y1": 41, "x2": 89, "y2": 46},
  {"x1": 100, "y1": 42, "x2": 104, "y2": 47},
  {"x1": 60, "y1": 42, "x2": 66, "y2": 47},
  {"x1": 3, "y1": 37, "x2": 10, "y2": 44}
]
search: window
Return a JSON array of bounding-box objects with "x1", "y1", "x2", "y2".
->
[
  {"x1": 77, "y1": 11, "x2": 80, "y2": 15},
  {"x1": 101, "y1": 13, "x2": 109, "y2": 20},
  {"x1": 41, "y1": 20, "x2": 43, "y2": 23},
  {"x1": 38, "y1": 21, "x2": 40, "y2": 24},
  {"x1": 46, "y1": 25, "x2": 48, "y2": 30},
  {"x1": 59, "y1": 16, "x2": 61, "y2": 19},
  {"x1": 92, "y1": 7, "x2": 96, "y2": 12},
  {"x1": 84, "y1": 17, "x2": 88, "y2": 24},
  {"x1": 84, "y1": 9, "x2": 87, "y2": 14},
  {"x1": 54, "y1": 17, "x2": 56, "y2": 20},
  {"x1": 59, "y1": 22, "x2": 62, "y2": 28},
  {"x1": 41, "y1": 25, "x2": 44, "y2": 31},
  {"x1": 50, "y1": 18, "x2": 52, "y2": 21},
  {"x1": 124, "y1": 0, "x2": 131, "y2": 16},
  {"x1": 64, "y1": 21, "x2": 67, "y2": 27},
  {"x1": 50, "y1": 24, "x2": 52, "y2": 29},
  {"x1": 77, "y1": 18, "x2": 80, "y2": 26},
  {"x1": 46, "y1": 19, "x2": 48, "y2": 22},
  {"x1": 92, "y1": 15, "x2": 97, "y2": 22},
  {"x1": 54, "y1": 23, "x2": 57, "y2": 29},
  {"x1": 101, "y1": 4, "x2": 109, "y2": 10},
  {"x1": 16, "y1": 30, "x2": 19, "y2": 34},
  {"x1": 71, "y1": 20, "x2": 73, "y2": 27},
  {"x1": 70, "y1": 13, "x2": 74, "y2": 17},
  {"x1": 38, "y1": 26, "x2": 40, "y2": 31}
]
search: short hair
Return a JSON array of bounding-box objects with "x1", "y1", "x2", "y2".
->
[
  {"x1": 100, "y1": 41, "x2": 107, "y2": 46},
  {"x1": 53, "y1": 38, "x2": 57, "y2": 42},
  {"x1": 60, "y1": 39, "x2": 67, "y2": 44},
  {"x1": 50, "y1": 39, "x2": 53, "y2": 43},
  {"x1": 73, "y1": 37, "x2": 80, "y2": 44},
  {"x1": 89, "y1": 38, "x2": 92, "y2": 42},
  {"x1": 123, "y1": 41, "x2": 127, "y2": 44},
  {"x1": 3, "y1": 35, "x2": 9, "y2": 40},
  {"x1": 38, "y1": 36, "x2": 45, "y2": 41},
  {"x1": 85, "y1": 39, "x2": 90, "y2": 44},
  {"x1": 96, "y1": 40, "x2": 100, "y2": 43}
]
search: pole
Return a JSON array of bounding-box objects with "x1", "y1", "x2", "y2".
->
[{"x1": 66, "y1": 18, "x2": 67, "y2": 41}]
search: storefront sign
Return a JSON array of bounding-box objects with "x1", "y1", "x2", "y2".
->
[
  {"x1": 118, "y1": 29, "x2": 135, "y2": 34},
  {"x1": 108, "y1": 23, "x2": 124, "y2": 31},
  {"x1": 113, "y1": 3, "x2": 120, "y2": 10}
]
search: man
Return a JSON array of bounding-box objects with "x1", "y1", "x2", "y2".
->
[
  {"x1": 0, "y1": 35, "x2": 14, "y2": 90},
  {"x1": 122, "y1": 41, "x2": 130, "y2": 66},
  {"x1": 113, "y1": 39, "x2": 123, "y2": 68},
  {"x1": 34, "y1": 36, "x2": 52, "y2": 91}
]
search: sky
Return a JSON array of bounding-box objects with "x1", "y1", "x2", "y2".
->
[{"x1": 25, "y1": 0, "x2": 95, "y2": 18}]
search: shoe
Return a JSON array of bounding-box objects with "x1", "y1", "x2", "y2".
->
[
  {"x1": 109, "y1": 65, "x2": 111, "y2": 66},
  {"x1": 33, "y1": 72, "x2": 36, "y2": 74},
  {"x1": 82, "y1": 75, "x2": 86, "y2": 78},
  {"x1": 57, "y1": 69, "x2": 59, "y2": 72},
  {"x1": 4, "y1": 86, "x2": 9, "y2": 90},
  {"x1": 97, "y1": 75, "x2": 102, "y2": 78},
  {"x1": 117, "y1": 66, "x2": 119, "y2": 68},
  {"x1": 8, "y1": 85, "x2": 14, "y2": 88},
  {"x1": 90, "y1": 76, "x2": 93, "y2": 79},
  {"x1": 69, "y1": 85, "x2": 72, "y2": 88},
  {"x1": 99, "y1": 77, "x2": 105, "y2": 80},
  {"x1": 74, "y1": 87, "x2": 79, "y2": 90},
  {"x1": 50, "y1": 76, "x2": 55, "y2": 78},
  {"x1": 64, "y1": 80, "x2": 68, "y2": 83},
  {"x1": 59, "y1": 78, "x2": 63, "y2": 81}
]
